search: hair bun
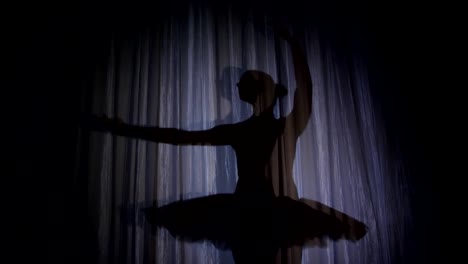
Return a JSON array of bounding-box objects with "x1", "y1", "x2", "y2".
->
[{"x1": 275, "y1": 84, "x2": 288, "y2": 98}]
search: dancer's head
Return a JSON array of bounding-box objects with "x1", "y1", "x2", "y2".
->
[{"x1": 237, "y1": 70, "x2": 287, "y2": 112}]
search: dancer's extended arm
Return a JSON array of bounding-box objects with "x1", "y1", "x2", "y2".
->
[{"x1": 86, "y1": 115, "x2": 234, "y2": 146}]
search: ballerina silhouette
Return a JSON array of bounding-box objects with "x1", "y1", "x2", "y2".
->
[{"x1": 84, "y1": 23, "x2": 367, "y2": 263}]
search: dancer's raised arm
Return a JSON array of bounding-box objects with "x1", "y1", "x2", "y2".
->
[
  {"x1": 84, "y1": 115, "x2": 234, "y2": 146},
  {"x1": 275, "y1": 24, "x2": 313, "y2": 138}
]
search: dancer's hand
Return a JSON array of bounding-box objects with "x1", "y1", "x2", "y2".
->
[
  {"x1": 80, "y1": 113, "x2": 123, "y2": 132},
  {"x1": 272, "y1": 19, "x2": 293, "y2": 42}
]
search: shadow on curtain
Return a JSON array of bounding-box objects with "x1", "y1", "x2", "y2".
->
[{"x1": 78, "y1": 2, "x2": 410, "y2": 264}]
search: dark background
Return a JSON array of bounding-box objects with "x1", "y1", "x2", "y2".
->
[{"x1": 3, "y1": 1, "x2": 453, "y2": 263}]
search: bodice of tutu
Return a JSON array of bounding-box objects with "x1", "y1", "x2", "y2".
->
[{"x1": 231, "y1": 113, "x2": 285, "y2": 197}]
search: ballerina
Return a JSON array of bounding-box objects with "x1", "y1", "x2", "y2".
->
[{"x1": 84, "y1": 23, "x2": 367, "y2": 263}]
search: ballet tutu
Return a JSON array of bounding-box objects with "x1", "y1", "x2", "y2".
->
[{"x1": 143, "y1": 194, "x2": 367, "y2": 250}]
